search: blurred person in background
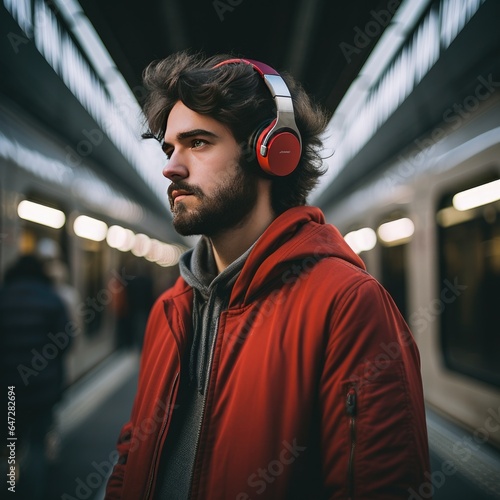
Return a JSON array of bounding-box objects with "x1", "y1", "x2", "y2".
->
[
  {"x1": 113, "y1": 257, "x2": 156, "y2": 351},
  {"x1": 37, "y1": 238, "x2": 82, "y2": 333},
  {"x1": 0, "y1": 253, "x2": 71, "y2": 500},
  {"x1": 106, "y1": 51, "x2": 430, "y2": 499}
]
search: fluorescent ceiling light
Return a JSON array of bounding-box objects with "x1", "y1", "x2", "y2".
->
[
  {"x1": 156, "y1": 243, "x2": 183, "y2": 267},
  {"x1": 17, "y1": 200, "x2": 66, "y2": 229},
  {"x1": 104, "y1": 225, "x2": 184, "y2": 266},
  {"x1": 378, "y1": 217, "x2": 415, "y2": 244},
  {"x1": 74, "y1": 215, "x2": 108, "y2": 241},
  {"x1": 106, "y1": 225, "x2": 135, "y2": 252},
  {"x1": 344, "y1": 227, "x2": 377, "y2": 254},
  {"x1": 452, "y1": 179, "x2": 500, "y2": 211},
  {"x1": 131, "y1": 233, "x2": 152, "y2": 257}
]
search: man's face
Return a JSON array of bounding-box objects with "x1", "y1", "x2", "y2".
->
[{"x1": 162, "y1": 101, "x2": 258, "y2": 237}]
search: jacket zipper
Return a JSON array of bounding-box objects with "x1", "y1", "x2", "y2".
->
[
  {"x1": 187, "y1": 311, "x2": 224, "y2": 499},
  {"x1": 346, "y1": 387, "x2": 357, "y2": 500},
  {"x1": 187, "y1": 386, "x2": 208, "y2": 499},
  {"x1": 144, "y1": 371, "x2": 180, "y2": 500}
]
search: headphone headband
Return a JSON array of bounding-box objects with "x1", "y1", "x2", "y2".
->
[
  {"x1": 214, "y1": 58, "x2": 279, "y2": 77},
  {"x1": 213, "y1": 58, "x2": 302, "y2": 176}
]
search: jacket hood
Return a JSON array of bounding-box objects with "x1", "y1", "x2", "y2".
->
[{"x1": 230, "y1": 205, "x2": 366, "y2": 306}]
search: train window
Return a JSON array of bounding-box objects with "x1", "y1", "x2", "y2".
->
[
  {"x1": 377, "y1": 216, "x2": 414, "y2": 320},
  {"x1": 380, "y1": 244, "x2": 408, "y2": 319},
  {"x1": 72, "y1": 214, "x2": 109, "y2": 336},
  {"x1": 80, "y1": 239, "x2": 105, "y2": 336},
  {"x1": 437, "y1": 175, "x2": 500, "y2": 387},
  {"x1": 16, "y1": 197, "x2": 68, "y2": 261}
]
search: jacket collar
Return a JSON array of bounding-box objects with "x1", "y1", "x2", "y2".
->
[
  {"x1": 229, "y1": 205, "x2": 366, "y2": 306},
  {"x1": 168, "y1": 206, "x2": 365, "y2": 310}
]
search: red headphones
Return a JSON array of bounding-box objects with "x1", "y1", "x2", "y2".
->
[{"x1": 213, "y1": 58, "x2": 302, "y2": 176}]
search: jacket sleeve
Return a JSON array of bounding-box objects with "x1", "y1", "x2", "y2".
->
[
  {"x1": 104, "y1": 420, "x2": 134, "y2": 499},
  {"x1": 319, "y1": 278, "x2": 430, "y2": 499}
]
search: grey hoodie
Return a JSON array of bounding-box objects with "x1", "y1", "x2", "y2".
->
[{"x1": 154, "y1": 236, "x2": 253, "y2": 499}]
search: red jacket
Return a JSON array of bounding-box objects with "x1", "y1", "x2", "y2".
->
[{"x1": 106, "y1": 206, "x2": 430, "y2": 499}]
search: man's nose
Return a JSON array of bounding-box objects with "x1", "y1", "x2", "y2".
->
[{"x1": 162, "y1": 151, "x2": 189, "y2": 181}]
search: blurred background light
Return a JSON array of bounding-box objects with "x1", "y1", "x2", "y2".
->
[
  {"x1": 106, "y1": 225, "x2": 135, "y2": 251},
  {"x1": 344, "y1": 227, "x2": 377, "y2": 254},
  {"x1": 452, "y1": 179, "x2": 500, "y2": 211},
  {"x1": 131, "y1": 233, "x2": 152, "y2": 257},
  {"x1": 145, "y1": 238, "x2": 162, "y2": 262},
  {"x1": 73, "y1": 215, "x2": 108, "y2": 241},
  {"x1": 104, "y1": 225, "x2": 184, "y2": 266},
  {"x1": 17, "y1": 200, "x2": 66, "y2": 229},
  {"x1": 157, "y1": 243, "x2": 183, "y2": 267},
  {"x1": 377, "y1": 217, "x2": 415, "y2": 245}
]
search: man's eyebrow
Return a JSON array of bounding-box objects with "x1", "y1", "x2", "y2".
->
[
  {"x1": 162, "y1": 129, "x2": 219, "y2": 152},
  {"x1": 176, "y1": 129, "x2": 219, "y2": 141}
]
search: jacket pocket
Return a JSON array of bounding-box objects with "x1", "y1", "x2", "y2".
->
[
  {"x1": 345, "y1": 386, "x2": 357, "y2": 500},
  {"x1": 336, "y1": 359, "x2": 415, "y2": 499}
]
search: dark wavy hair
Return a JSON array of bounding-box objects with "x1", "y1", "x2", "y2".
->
[{"x1": 141, "y1": 50, "x2": 329, "y2": 214}]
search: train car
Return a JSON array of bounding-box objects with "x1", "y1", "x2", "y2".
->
[
  {"x1": 322, "y1": 86, "x2": 500, "y2": 493},
  {"x1": 0, "y1": 95, "x2": 184, "y2": 387}
]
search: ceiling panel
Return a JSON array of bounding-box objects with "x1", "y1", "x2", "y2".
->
[{"x1": 78, "y1": 0, "x2": 401, "y2": 118}]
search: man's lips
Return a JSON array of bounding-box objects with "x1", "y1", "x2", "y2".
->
[{"x1": 170, "y1": 189, "x2": 193, "y2": 203}]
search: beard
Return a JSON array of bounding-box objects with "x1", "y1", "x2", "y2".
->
[{"x1": 168, "y1": 164, "x2": 259, "y2": 237}]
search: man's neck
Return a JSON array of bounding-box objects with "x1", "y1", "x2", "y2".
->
[{"x1": 209, "y1": 197, "x2": 275, "y2": 273}]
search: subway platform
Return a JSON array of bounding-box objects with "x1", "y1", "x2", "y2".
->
[
  {"x1": 45, "y1": 350, "x2": 140, "y2": 500},
  {"x1": 38, "y1": 350, "x2": 500, "y2": 500}
]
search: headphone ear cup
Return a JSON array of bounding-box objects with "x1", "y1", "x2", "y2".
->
[{"x1": 255, "y1": 120, "x2": 302, "y2": 176}]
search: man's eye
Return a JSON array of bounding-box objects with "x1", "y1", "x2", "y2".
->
[
  {"x1": 160, "y1": 142, "x2": 173, "y2": 159},
  {"x1": 192, "y1": 139, "x2": 207, "y2": 149}
]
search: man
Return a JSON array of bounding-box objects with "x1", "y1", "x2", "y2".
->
[
  {"x1": 0, "y1": 253, "x2": 71, "y2": 499},
  {"x1": 106, "y1": 51, "x2": 430, "y2": 499}
]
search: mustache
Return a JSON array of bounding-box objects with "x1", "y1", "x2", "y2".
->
[{"x1": 167, "y1": 181, "x2": 205, "y2": 199}]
